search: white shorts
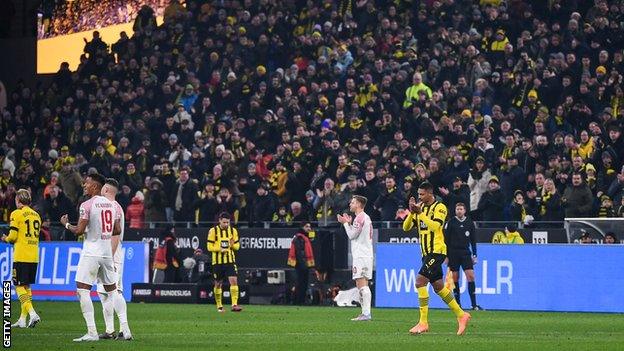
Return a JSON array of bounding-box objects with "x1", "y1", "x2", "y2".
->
[
  {"x1": 76, "y1": 255, "x2": 116, "y2": 287},
  {"x1": 96, "y1": 260, "x2": 124, "y2": 293},
  {"x1": 352, "y1": 257, "x2": 373, "y2": 280}
]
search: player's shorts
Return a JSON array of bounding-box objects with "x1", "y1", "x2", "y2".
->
[
  {"x1": 96, "y1": 260, "x2": 124, "y2": 294},
  {"x1": 418, "y1": 253, "x2": 446, "y2": 282},
  {"x1": 212, "y1": 263, "x2": 237, "y2": 281},
  {"x1": 76, "y1": 255, "x2": 116, "y2": 286},
  {"x1": 12, "y1": 262, "x2": 38, "y2": 286},
  {"x1": 447, "y1": 251, "x2": 474, "y2": 272},
  {"x1": 352, "y1": 256, "x2": 373, "y2": 280}
]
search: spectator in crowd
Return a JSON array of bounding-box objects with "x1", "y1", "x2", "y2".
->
[
  {"x1": 290, "y1": 201, "x2": 308, "y2": 226},
  {"x1": 579, "y1": 231, "x2": 594, "y2": 244},
  {"x1": 563, "y1": 173, "x2": 595, "y2": 218},
  {"x1": 314, "y1": 178, "x2": 345, "y2": 226},
  {"x1": 173, "y1": 168, "x2": 198, "y2": 223},
  {"x1": 144, "y1": 178, "x2": 167, "y2": 225},
  {"x1": 539, "y1": 178, "x2": 565, "y2": 222},
  {"x1": 251, "y1": 183, "x2": 276, "y2": 226},
  {"x1": 214, "y1": 187, "x2": 239, "y2": 223},
  {"x1": 374, "y1": 176, "x2": 404, "y2": 222},
  {"x1": 617, "y1": 196, "x2": 624, "y2": 217},
  {"x1": 439, "y1": 177, "x2": 470, "y2": 213},
  {"x1": 196, "y1": 182, "x2": 218, "y2": 224},
  {"x1": 126, "y1": 191, "x2": 145, "y2": 229},
  {"x1": 597, "y1": 195, "x2": 616, "y2": 217},
  {"x1": 604, "y1": 232, "x2": 618, "y2": 244},
  {"x1": 41, "y1": 186, "x2": 75, "y2": 239},
  {"x1": 58, "y1": 162, "x2": 83, "y2": 204},
  {"x1": 477, "y1": 176, "x2": 505, "y2": 223},
  {"x1": 467, "y1": 156, "x2": 492, "y2": 219},
  {"x1": 509, "y1": 190, "x2": 528, "y2": 224}
]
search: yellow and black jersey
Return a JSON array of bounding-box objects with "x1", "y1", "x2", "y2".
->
[
  {"x1": 402, "y1": 201, "x2": 448, "y2": 257},
  {"x1": 7, "y1": 206, "x2": 41, "y2": 263},
  {"x1": 207, "y1": 225, "x2": 240, "y2": 265}
]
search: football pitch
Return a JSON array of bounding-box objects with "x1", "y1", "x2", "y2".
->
[{"x1": 8, "y1": 302, "x2": 623, "y2": 350}]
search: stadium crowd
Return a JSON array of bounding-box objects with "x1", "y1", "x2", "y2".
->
[
  {"x1": 3, "y1": 0, "x2": 624, "y2": 235},
  {"x1": 38, "y1": 0, "x2": 166, "y2": 39}
]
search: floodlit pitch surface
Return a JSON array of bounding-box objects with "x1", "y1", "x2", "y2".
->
[{"x1": 8, "y1": 302, "x2": 623, "y2": 350}]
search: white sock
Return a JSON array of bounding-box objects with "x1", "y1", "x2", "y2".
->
[
  {"x1": 77, "y1": 289, "x2": 97, "y2": 335},
  {"x1": 359, "y1": 286, "x2": 372, "y2": 316},
  {"x1": 113, "y1": 291, "x2": 129, "y2": 333},
  {"x1": 98, "y1": 292, "x2": 115, "y2": 334}
]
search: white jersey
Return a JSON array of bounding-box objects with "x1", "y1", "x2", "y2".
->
[
  {"x1": 343, "y1": 211, "x2": 373, "y2": 258},
  {"x1": 79, "y1": 195, "x2": 116, "y2": 258},
  {"x1": 112, "y1": 200, "x2": 124, "y2": 263}
]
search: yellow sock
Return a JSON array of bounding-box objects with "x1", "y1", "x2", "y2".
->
[
  {"x1": 15, "y1": 286, "x2": 28, "y2": 319},
  {"x1": 214, "y1": 287, "x2": 223, "y2": 309},
  {"x1": 25, "y1": 287, "x2": 35, "y2": 315},
  {"x1": 437, "y1": 286, "x2": 465, "y2": 318},
  {"x1": 230, "y1": 285, "x2": 239, "y2": 306},
  {"x1": 417, "y1": 286, "x2": 429, "y2": 324}
]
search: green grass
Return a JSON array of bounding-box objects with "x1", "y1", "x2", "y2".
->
[{"x1": 8, "y1": 302, "x2": 624, "y2": 350}]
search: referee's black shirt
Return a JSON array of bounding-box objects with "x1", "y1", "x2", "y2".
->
[{"x1": 444, "y1": 216, "x2": 477, "y2": 256}]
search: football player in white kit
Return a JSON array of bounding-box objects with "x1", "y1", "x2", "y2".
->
[
  {"x1": 96, "y1": 178, "x2": 132, "y2": 340},
  {"x1": 337, "y1": 195, "x2": 373, "y2": 321},
  {"x1": 61, "y1": 173, "x2": 122, "y2": 342}
]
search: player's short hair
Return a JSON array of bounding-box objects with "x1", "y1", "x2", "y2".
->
[
  {"x1": 456, "y1": 202, "x2": 467, "y2": 209},
  {"x1": 16, "y1": 189, "x2": 31, "y2": 206},
  {"x1": 218, "y1": 212, "x2": 231, "y2": 220},
  {"x1": 352, "y1": 195, "x2": 368, "y2": 208},
  {"x1": 105, "y1": 178, "x2": 119, "y2": 189},
  {"x1": 418, "y1": 181, "x2": 433, "y2": 192},
  {"x1": 88, "y1": 173, "x2": 106, "y2": 187}
]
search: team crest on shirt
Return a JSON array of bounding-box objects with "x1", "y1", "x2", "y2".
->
[{"x1": 465, "y1": 231, "x2": 470, "y2": 237}]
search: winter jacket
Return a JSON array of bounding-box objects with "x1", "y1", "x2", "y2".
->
[
  {"x1": 563, "y1": 184, "x2": 594, "y2": 217},
  {"x1": 126, "y1": 197, "x2": 145, "y2": 229},
  {"x1": 467, "y1": 169, "x2": 492, "y2": 212}
]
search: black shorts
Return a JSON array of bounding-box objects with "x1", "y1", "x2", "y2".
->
[
  {"x1": 212, "y1": 263, "x2": 238, "y2": 281},
  {"x1": 447, "y1": 251, "x2": 474, "y2": 272},
  {"x1": 418, "y1": 254, "x2": 446, "y2": 282},
  {"x1": 13, "y1": 262, "x2": 38, "y2": 286}
]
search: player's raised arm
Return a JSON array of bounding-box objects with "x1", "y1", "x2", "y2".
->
[
  {"x1": 418, "y1": 203, "x2": 446, "y2": 231},
  {"x1": 402, "y1": 197, "x2": 418, "y2": 232},
  {"x1": 61, "y1": 214, "x2": 89, "y2": 236},
  {"x1": 339, "y1": 213, "x2": 362, "y2": 239}
]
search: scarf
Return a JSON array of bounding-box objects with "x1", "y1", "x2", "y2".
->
[
  {"x1": 288, "y1": 233, "x2": 315, "y2": 268},
  {"x1": 175, "y1": 181, "x2": 185, "y2": 211},
  {"x1": 540, "y1": 191, "x2": 553, "y2": 216},
  {"x1": 349, "y1": 118, "x2": 363, "y2": 130}
]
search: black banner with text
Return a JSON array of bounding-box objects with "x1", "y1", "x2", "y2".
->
[{"x1": 124, "y1": 227, "x2": 349, "y2": 270}]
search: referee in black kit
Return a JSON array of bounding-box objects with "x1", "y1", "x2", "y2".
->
[{"x1": 444, "y1": 202, "x2": 482, "y2": 310}]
